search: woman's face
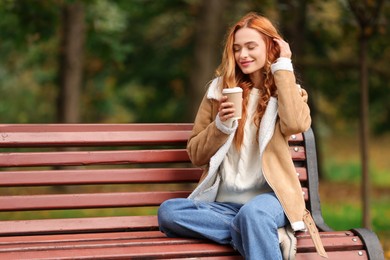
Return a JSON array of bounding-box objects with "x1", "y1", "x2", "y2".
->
[{"x1": 233, "y1": 27, "x2": 267, "y2": 75}]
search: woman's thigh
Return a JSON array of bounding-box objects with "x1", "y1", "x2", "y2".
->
[{"x1": 158, "y1": 198, "x2": 242, "y2": 244}]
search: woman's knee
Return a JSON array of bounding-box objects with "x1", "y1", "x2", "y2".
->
[
  {"x1": 237, "y1": 202, "x2": 273, "y2": 224},
  {"x1": 158, "y1": 198, "x2": 192, "y2": 232},
  {"x1": 158, "y1": 199, "x2": 178, "y2": 226}
]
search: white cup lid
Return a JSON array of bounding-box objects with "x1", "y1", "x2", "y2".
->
[{"x1": 222, "y1": 87, "x2": 243, "y2": 94}]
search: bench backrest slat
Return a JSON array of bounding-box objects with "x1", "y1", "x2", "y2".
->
[
  {"x1": 0, "y1": 167, "x2": 307, "y2": 187},
  {"x1": 0, "y1": 148, "x2": 306, "y2": 167},
  {"x1": 0, "y1": 150, "x2": 190, "y2": 167},
  {"x1": 0, "y1": 131, "x2": 190, "y2": 147},
  {"x1": 0, "y1": 191, "x2": 191, "y2": 211},
  {"x1": 0, "y1": 124, "x2": 193, "y2": 147},
  {"x1": 0, "y1": 190, "x2": 309, "y2": 212},
  {"x1": 0, "y1": 168, "x2": 203, "y2": 186}
]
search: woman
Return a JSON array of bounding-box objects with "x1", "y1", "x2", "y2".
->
[{"x1": 158, "y1": 12, "x2": 327, "y2": 259}]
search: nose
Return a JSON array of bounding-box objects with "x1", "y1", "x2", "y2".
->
[{"x1": 240, "y1": 48, "x2": 248, "y2": 59}]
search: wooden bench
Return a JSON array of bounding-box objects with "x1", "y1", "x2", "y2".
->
[{"x1": 0, "y1": 124, "x2": 384, "y2": 259}]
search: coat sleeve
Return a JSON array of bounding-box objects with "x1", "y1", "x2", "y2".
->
[
  {"x1": 274, "y1": 70, "x2": 311, "y2": 136},
  {"x1": 187, "y1": 93, "x2": 230, "y2": 167}
]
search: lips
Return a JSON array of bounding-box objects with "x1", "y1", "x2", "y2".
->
[{"x1": 240, "y1": 60, "x2": 253, "y2": 67}]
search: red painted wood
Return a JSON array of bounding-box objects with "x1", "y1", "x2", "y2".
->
[
  {"x1": 288, "y1": 133, "x2": 304, "y2": 143},
  {"x1": 0, "y1": 231, "x2": 165, "y2": 244},
  {"x1": 0, "y1": 123, "x2": 194, "y2": 132},
  {"x1": 296, "y1": 167, "x2": 308, "y2": 181},
  {"x1": 0, "y1": 124, "x2": 194, "y2": 147},
  {"x1": 289, "y1": 146, "x2": 306, "y2": 161},
  {"x1": 0, "y1": 168, "x2": 203, "y2": 186},
  {"x1": 0, "y1": 124, "x2": 372, "y2": 259},
  {"x1": 0, "y1": 230, "x2": 366, "y2": 260},
  {"x1": 0, "y1": 131, "x2": 191, "y2": 147},
  {"x1": 0, "y1": 149, "x2": 306, "y2": 167},
  {"x1": 0, "y1": 191, "x2": 190, "y2": 211},
  {"x1": 0, "y1": 167, "x2": 306, "y2": 187},
  {"x1": 0, "y1": 149, "x2": 190, "y2": 167},
  {"x1": 0, "y1": 216, "x2": 158, "y2": 236},
  {"x1": 0, "y1": 241, "x2": 239, "y2": 259},
  {"x1": 296, "y1": 251, "x2": 368, "y2": 260},
  {"x1": 0, "y1": 190, "x2": 308, "y2": 213},
  {"x1": 297, "y1": 235, "x2": 364, "y2": 252},
  {"x1": 0, "y1": 230, "x2": 362, "y2": 251}
]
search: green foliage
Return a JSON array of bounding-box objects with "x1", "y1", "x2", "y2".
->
[
  {"x1": 322, "y1": 200, "x2": 390, "y2": 233},
  {"x1": 323, "y1": 159, "x2": 390, "y2": 188},
  {"x1": 0, "y1": 0, "x2": 389, "y2": 128}
]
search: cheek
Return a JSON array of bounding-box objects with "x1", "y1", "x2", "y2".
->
[
  {"x1": 256, "y1": 51, "x2": 266, "y2": 65},
  {"x1": 234, "y1": 52, "x2": 240, "y2": 62}
]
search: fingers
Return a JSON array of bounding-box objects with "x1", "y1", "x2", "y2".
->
[
  {"x1": 218, "y1": 96, "x2": 235, "y2": 122},
  {"x1": 273, "y1": 38, "x2": 292, "y2": 59}
]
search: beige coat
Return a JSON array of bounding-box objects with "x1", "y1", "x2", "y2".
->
[{"x1": 187, "y1": 70, "x2": 327, "y2": 258}]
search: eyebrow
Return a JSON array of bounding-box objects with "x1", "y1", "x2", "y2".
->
[{"x1": 233, "y1": 41, "x2": 259, "y2": 46}]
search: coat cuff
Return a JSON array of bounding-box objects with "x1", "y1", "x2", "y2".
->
[
  {"x1": 271, "y1": 57, "x2": 293, "y2": 74},
  {"x1": 291, "y1": 220, "x2": 306, "y2": 231},
  {"x1": 215, "y1": 115, "x2": 238, "y2": 134}
]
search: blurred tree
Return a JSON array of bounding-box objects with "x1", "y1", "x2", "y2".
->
[
  {"x1": 0, "y1": 0, "x2": 389, "y2": 137},
  {"x1": 57, "y1": 0, "x2": 85, "y2": 123},
  {"x1": 188, "y1": 0, "x2": 230, "y2": 119},
  {"x1": 348, "y1": 0, "x2": 386, "y2": 230}
]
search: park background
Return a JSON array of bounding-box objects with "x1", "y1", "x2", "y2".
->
[{"x1": 0, "y1": 0, "x2": 389, "y2": 258}]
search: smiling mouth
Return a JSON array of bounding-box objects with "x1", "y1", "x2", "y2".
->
[{"x1": 240, "y1": 61, "x2": 253, "y2": 67}]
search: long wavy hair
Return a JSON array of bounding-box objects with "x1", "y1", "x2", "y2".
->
[{"x1": 216, "y1": 12, "x2": 283, "y2": 149}]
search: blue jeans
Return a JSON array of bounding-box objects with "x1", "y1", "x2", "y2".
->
[{"x1": 158, "y1": 192, "x2": 287, "y2": 260}]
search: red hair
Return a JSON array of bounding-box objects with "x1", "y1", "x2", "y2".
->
[{"x1": 216, "y1": 12, "x2": 283, "y2": 149}]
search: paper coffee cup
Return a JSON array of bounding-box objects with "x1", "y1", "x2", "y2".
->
[{"x1": 222, "y1": 87, "x2": 243, "y2": 119}]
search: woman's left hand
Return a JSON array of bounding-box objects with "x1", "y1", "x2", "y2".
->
[{"x1": 273, "y1": 38, "x2": 292, "y2": 59}]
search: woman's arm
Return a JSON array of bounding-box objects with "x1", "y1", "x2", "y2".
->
[
  {"x1": 274, "y1": 70, "x2": 311, "y2": 136},
  {"x1": 187, "y1": 93, "x2": 231, "y2": 166},
  {"x1": 272, "y1": 38, "x2": 311, "y2": 136}
]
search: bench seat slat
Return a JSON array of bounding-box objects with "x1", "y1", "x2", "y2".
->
[
  {"x1": 0, "y1": 248, "x2": 368, "y2": 260},
  {"x1": 0, "y1": 230, "x2": 364, "y2": 251},
  {"x1": 0, "y1": 191, "x2": 190, "y2": 211},
  {"x1": 0, "y1": 232, "x2": 367, "y2": 259},
  {"x1": 0, "y1": 237, "x2": 206, "y2": 252},
  {"x1": 0, "y1": 231, "x2": 166, "y2": 244},
  {"x1": 0, "y1": 241, "x2": 240, "y2": 259},
  {"x1": 0, "y1": 216, "x2": 158, "y2": 236}
]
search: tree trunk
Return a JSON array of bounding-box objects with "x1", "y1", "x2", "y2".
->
[
  {"x1": 359, "y1": 34, "x2": 371, "y2": 229},
  {"x1": 348, "y1": 0, "x2": 384, "y2": 229},
  {"x1": 188, "y1": 0, "x2": 229, "y2": 120},
  {"x1": 57, "y1": 1, "x2": 85, "y2": 123},
  {"x1": 276, "y1": 0, "x2": 329, "y2": 180}
]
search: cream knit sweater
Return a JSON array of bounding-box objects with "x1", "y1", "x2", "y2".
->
[{"x1": 216, "y1": 88, "x2": 272, "y2": 204}]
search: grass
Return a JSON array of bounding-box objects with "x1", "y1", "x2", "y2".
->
[
  {"x1": 323, "y1": 159, "x2": 390, "y2": 187},
  {"x1": 319, "y1": 130, "x2": 390, "y2": 259}
]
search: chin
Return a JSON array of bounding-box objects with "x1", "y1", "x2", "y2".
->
[{"x1": 241, "y1": 69, "x2": 254, "y2": 74}]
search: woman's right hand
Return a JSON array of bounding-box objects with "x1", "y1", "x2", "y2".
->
[
  {"x1": 273, "y1": 38, "x2": 292, "y2": 59},
  {"x1": 218, "y1": 96, "x2": 235, "y2": 122}
]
